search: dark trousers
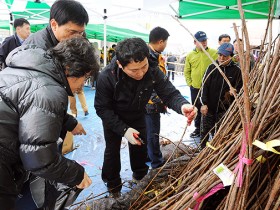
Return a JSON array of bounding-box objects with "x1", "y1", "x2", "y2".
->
[
  {"x1": 200, "y1": 111, "x2": 225, "y2": 148},
  {"x1": 145, "y1": 113, "x2": 164, "y2": 169},
  {"x1": 190, "y1": 86, "x2": 201, "y2": 129},
  {"x1": 102, "y1": 122, "x2": 149, "y2": 193},
  {"x1": 0, "y1": 164, "x2": 18, "y2": 210},
  {"x1": 167, "y1": 70, "x2": 175, "y2": 81}
]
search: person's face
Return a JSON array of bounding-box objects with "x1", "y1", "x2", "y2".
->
[
  {"x1": 67, "y1": 74, "x2": 89, "y2": 93},
  {"x1": 118, "y1": 58, "x2": 149, "y2": 80},
  {"x1": 50, "y1": 19, "x2": 85, "y2": 42},
  {"x1": 218, "y1": 53, "x2": 232, "y2": 66},
  {"x1": 195, "y1": 39, "x2": 207, "y2": 50},
  {"x1": 156, "y1": 39, "x2": 168, "y2": 53},
  {"x1": 16, "y1": 23, "x2": 31, "y2": 40},
  {"x1": 233, "y1": 41, "x2": 243, "y2": 54},
  {"x1": 219, "y1": 37, "x2": 231, "y2": 45}
]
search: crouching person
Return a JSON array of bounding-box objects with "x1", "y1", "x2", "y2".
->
[
  {"x1": 94, "y1": 38, "x2": 197, "y2": 198},
  {"x1": 0, "y1": 37, "x2": 99, "y2": 209}
]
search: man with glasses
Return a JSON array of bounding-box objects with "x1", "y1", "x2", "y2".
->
[
  {"x1": 20, "y1": 0, "x2": 90, "y2": 207},
  {"x1": 24, "y1": 0, "x2": 89, "y2": 137},
  {"x1": 200, "y1": 43, "x2": 242, "y2": 148},
  {"x1": 184, "y1": 31, "x2": 218, "y2": 139}
]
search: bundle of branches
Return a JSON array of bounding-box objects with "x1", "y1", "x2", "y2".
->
[
  {"x1": 128, "y1": 3, "x2": 280, "y2": 210},
  {"x1": 72, "y1": 2, "x2": 279, "y2": 209}
]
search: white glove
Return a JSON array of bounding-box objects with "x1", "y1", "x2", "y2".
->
[
  {"x1": 181, "y1": 104, "x2": 198, "y2": 125},
  {"x1": 124, "y1": 128, "x2": 141, "y2": 145}
]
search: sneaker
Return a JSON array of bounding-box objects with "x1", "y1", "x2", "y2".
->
[
  {"x1": 190, "y1": 128, "x2": 200, "y2": 138},
  {"x1": 91, "y1": 87, "x2": 96, "y2": 90},
  {"x1": 84, "y1": 111, "x2": 89, "y2": 116}
]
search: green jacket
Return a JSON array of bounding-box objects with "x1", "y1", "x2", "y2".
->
[{"x1": 184, "y1": 47, "x2": 218, "y2": 89}]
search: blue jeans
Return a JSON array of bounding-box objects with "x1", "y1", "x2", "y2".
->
[{"x1": 145, "y1": 113, "x2": 164, "y2": 169}]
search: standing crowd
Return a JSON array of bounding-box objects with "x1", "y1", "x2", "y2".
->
[{"x1": 0, "y1": 0, "x2": 248, "y2": 208}]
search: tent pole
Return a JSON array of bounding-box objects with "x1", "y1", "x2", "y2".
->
[
  {"x1": 103, "y1": 9, "x2": 107, "y2": 67},
  {"x1": 9, "y1": 12, "x2": 13, "y2": 35}
]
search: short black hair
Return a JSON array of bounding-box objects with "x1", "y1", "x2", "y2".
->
[
  {"x1": 116, "y1": 38, "x2": 149, "y2": 67},
  {"x1": 149, "y1": 27, "x2": 170, "y2": 44},
  {"x1": 49, "y1": 37, "x2": 99, "y2": 78},
  {"x1": 218, "y1": 34, "x2": 231, "y2": 42},
  {"x1": 13, "y1": 18, "x2": 30, "y2": 29},
  {"x1": 233, "y1": 38, "x2": 242, "y2": 44},
  {"x1": 50, "y1": 0, "x2": 89, "y2": 26},
  {"x1": 112, "y1": 44, "x2": 117, "y2": 48}
]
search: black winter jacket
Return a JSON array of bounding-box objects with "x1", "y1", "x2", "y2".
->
[
  {"x1": 24, "y1": 25, "x2": 77, "y2": 132},
  {"x1": 0, "y1": 34, "x2": 22, "y2": 68},
  {"x1": 0, "y1": 46, "x2": 84, "y2": 193},
  {"x1": 94, "y1": 60, "x2": 189, "y2": 136},
  {"x1": 200, "y1": 60, "x2": 242, "y2": 114},
  {"x1": 145, "y1": 46, "x2": 167, "y2": 114}
]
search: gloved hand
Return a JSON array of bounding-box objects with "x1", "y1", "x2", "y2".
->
[
  {"x1": 124, "y1": 128, "x2": 141, "y2": 145},
  {"x1": 181, "y1": 104, "x2": 198, "y2": 126}
]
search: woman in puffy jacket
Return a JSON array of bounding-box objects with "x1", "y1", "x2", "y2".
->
[{"x1": 0, "y1": 37, "x2": 99, "y2": 209}]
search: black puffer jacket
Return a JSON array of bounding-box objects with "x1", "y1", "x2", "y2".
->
[
  {"x1": 200, "y1": 60, "x2": 242, "y2": 114},
  {"x1": 24, "y1": 25, "x2": 77, "y2": 133},
  {"x1": 0, "y1": 46, "x2": 84, "y2": 193},
  {"x1": 94, "y1": 59, "x2": 189, "y2": 136}
]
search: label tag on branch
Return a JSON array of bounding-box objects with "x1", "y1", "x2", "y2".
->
[
  {"x1": 213, "y1": 163, "x2": 234, "y2": 186},
  {"x1": 253, "y1": 139, "x2": 280, "y2": 155}
]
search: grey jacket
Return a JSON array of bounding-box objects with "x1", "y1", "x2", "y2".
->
[{"x1": 0, "y1": 46, "x2": 84, "y2": 194}]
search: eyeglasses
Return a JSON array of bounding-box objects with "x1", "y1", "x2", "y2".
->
[
  {"x1": 65, "y1": 28, "x2": 85, "y2": 36},
  {"x1": 66, "y1": 74, "x2": 91, "y2": 81},
  {"x1": 84, "y1": 74, "x2": 91, "y2": 81}
]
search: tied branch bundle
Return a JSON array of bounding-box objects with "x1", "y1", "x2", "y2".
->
[{"x1": 129, "y1": 5, "x2": 280, "y2": 210}]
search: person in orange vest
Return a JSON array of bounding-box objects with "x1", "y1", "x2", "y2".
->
[{"x1": 146, "y1": 27, "x2": 169, "y2": 169}]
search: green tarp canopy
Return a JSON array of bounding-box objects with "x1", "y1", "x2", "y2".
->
[
  {"x1": 4, "y1": 0, "x2": 50, "y2": 20},
  {"x1": 86, "y1": 24, "x2": 148, "y2": 42},
  {"x1": 178, "y1": 0, "x2": 280, "y2": 19},
  {"x1": 1, "y1": 0, "x2": 148, "y2": 42}
]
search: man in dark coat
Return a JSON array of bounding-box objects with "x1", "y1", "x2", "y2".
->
[
  {"x1": 0, "y1": 37, "x2": 99, "y2": 210},
  {"x1": 0, "y1": 18, "x2": 30, "y2": 70},
  {"x1": 146, "y1": 26, "x2": 170, "y2": 169},
  {"x1": 200, "y1": 42, "x2": 243, "y2": 148},
  {"x1": 94, "y1": 38, "x2": 197, "y2": 197}
]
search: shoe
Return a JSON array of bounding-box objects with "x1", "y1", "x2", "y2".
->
[
  {"x1": 132, "y1": 176, "x2": 141, "y2": 185},
  {"x1": 108, "y1": 191, "x2": 121, "y2": 198},
  {"x1": 91, "y1": 87, "x2": 96, "y2": 90},
  {"x1": 84, "y1": 111, "x2": 89, "y2": 116},
  {"x1": 190, "y1": 128, "x2": 200, "y2": 138}
]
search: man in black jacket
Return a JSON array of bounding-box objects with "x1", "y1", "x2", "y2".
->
[
  {"x1": 94, "y1": 38, "x2": 197, "y2": 197},
  {"x1": 0, "y1": 18, "x2": 30, "y2": 70},
  {"x1": 0, "y1": 37, "x2": 99, "y2": 210},
  {"x1": 200, "y1": 42, "x2": 242, "y2": 148}
]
